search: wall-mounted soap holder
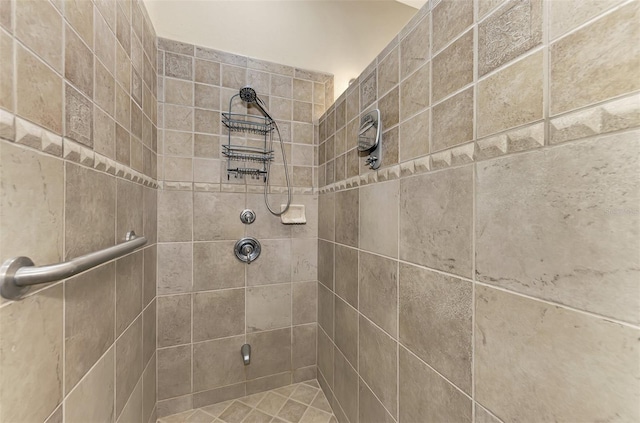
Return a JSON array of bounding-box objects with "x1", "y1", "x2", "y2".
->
[{"x1": 358, "y1": 109, "x2": 382, "y2": 170}]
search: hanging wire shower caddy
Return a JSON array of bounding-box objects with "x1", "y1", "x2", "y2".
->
[{"x1": 221, "y1": 99, "x2": 275, "y2": 181}]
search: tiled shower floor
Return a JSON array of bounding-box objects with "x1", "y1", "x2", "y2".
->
[{"x1": 158, "y1": 380, "x2": 337, "y2": 423}]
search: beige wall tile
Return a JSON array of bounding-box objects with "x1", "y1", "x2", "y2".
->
[
  {"x1": 317, "y1": 240, "x2": 334, "y2": 290},
  {"x1": 359, "y1": 251, "x2": 398, "y2": 337},
  {"x1": 164, "y1": 104, "x2": 193, "y2": 132},
  {"x1": 157, "y1": 242, "x2": 192, "y2": 295},
  {"x1": 334, "y1": 188, "x2": 359, "y2": 247},
  {"x1": 333, "y1": 349, "x2": 358, "y2": 423},
  {"x1": 476, "y1": 131, "x2": 640, "y2": 323},
  {"x1": 115, "y1": 251, "x2": 143, "y2": 337},
  {"x1": 399, "y1": 108, "x2": 429, "y2": 161},
  {"x1": 475, "y1": 286, "x2": 640, "y2": 422},
  {"x1": 164, "y1": 156, "x2": 193, "y2": 182},
  {"x1": 15, "y1": 0, "x2": 63, "y2": 72},
  {"x1": 0, "y1": 143, "x2": 64, "y2": 265},
  {"x1": 318, "y1": 283, "x2": 334, "y2": 339},
  {"x1": 194, "y1": 241, "x2": 245, "y2": 291},
  {"x1": 433, "y1": 29, "x2": 473, "y2": 102},
  {"x1": 116, "y1": 316, "x2": 143, "y2": 416},
  {"x1": 432, "y1": 0, "x2": 473, "y2": 53},
  {"x1": 158, "y1": 190, "x2": 193, "y2": 242},
  {"x1": 65, "y1": 347, "x2": 115, "y2": 423},
  {"x1": 65, "y1": 263, "x2": 116, "y2": 393},
  {"x1": 157, "y1": 345, "x2": 192, "y2": 400},
  {"x1": 292, "y1": 238, "x2": 317, "y2": 282},
  {"x1": 432, "y1": 87, "x2": 474, "y2": 152},
  {"x1": 194, "y1": 288, "x2": 245, "y2": 341},
  {"x1": 165, "y1": 78, "x2": 194, "y2": 106},
  {"x1": 318, "y1": 193, "x2": 335, "y2": 241},
  {"x1": 478, "y1": 0, "x2": 542, "y2": 76},
  {"x1": 143, "y1": 354, "x2": 157, "y2": 423},
  {"x1": 246, "y1": 328, "x2": 292, "y2": 380},
  {"x1": 117, "y1": 377, "x2": 143, "y2": 423},
  {"x1": 378, "y1": 47, "x2": 399, "y2": 97},
  {"x1": 195, "y1": 83, "x2": 220, "y2": 110},
  {"x1": 65, "y1": 83, "x2": 93, "y2": 147},
  {"x1": 334, "y1": 297, "x2": 358, "y2": 368},
  {"x1": 193, "y1": 335, "x2": 246, "y2": 391},
  {"x1": 247, "y1": 239, "x2": 292, "y2": 286},
  {"x1": 0, "y1": 30, "x2": 13, "y2": 111},
  {"x1": 292, "y1": 281, "x2": 317, "y2": 325},
  {"x1": 65, "y1": 24, "x2": 93, "y2": 98},
  {"x1": 359, "y1": 316, "x2": 397, "y2": 417},
  {"x1": 400, "y1": 165, "x2": 473, "y2": 277},
  {"x1": 550, "y1": 0, "x2": 625, "y2": 40},
  {"x1": 478, "y1": 0, "x2": 507, "y2": 19},
  {"x1": 271, "y1": 74, "x2": 293, "y2": 98},
  {"x1": 334, "y1": 245, "x2": 358, "y2": 308},
  {"x1": 399, "y1": 346, "x2": 472, "y2": 423},
  {"x1": 550, "y1": 2, "x2": 640, "y2": 115},
  {"x1": 193, "y1": 192, "x2": 244, "y2": 241},
  {"x1": 292, "y1": 324, "x2": 317, "y2": 369},
  {"x1": 157, "y1": 294, "x2": 191, "y2": 348},
  {"x1": 359, "y1": 379, "x2": 395, "y2": 423},
  {"x1": 16, "y1": 44, "x2": 63, "y2": 133},
  {"x1": 94, "y1": 6, "x2": 115, "y2": 73},
  {"x1": 166, "y1": 52, "x2": 193, "y2": 81},
  {"x1": 478, "y1": 51, "x2": 543, "y2": 137},
  {"x1": 247, "y1": 284, "x2": 292, "y2": 333},
  {"x1": 400, "y1": 62, "x2": 430, "y2": 121},
  {"x1": 400, "y1": 15, "x2": 430, "y2": 80},
  {"x1": 117, "y1": 178, "x2": 144, "y2": 238},
  {"x1": 142, "y1": 299, "x2": 156, "y2": 364},
  {"x1": 246, "y1": 193, "x2": 291, "y2": 239},
  {"x1": 0, "y1": 285, "x2": 63, "y2": 423},
  {"x1": 294, "y1": 78, "x2": 313, "y2": 102},
  {"x1": 317, "y1": 327, "x2": 334, "y2": 387},
  {"x1": 399, "y1": 263, "x2": 472, "y2": 393},
  {"x1": 359, "y1": 180, "x2": 399, "y2": 258},
  {"x1": 360, "y1": 72, "x2": 377, "y2": 111},
  {"x1": 379, "y1": 86, "x2": 399, "y2": 130},
  {"x1": 195, "y1": 59, "x2": 221, "y2": 86},
  {"x1": 475, "y1": 405, "x2": 501, "y2": 423}
]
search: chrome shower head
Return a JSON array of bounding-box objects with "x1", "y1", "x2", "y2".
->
[{"x1": 239, "y1": 86, "x2": 258, "y2": 104}]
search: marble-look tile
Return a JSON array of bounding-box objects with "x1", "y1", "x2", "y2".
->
[
  {"x1": 432, "y1": 87, "x2": 474, "y2": 152},
  {"x1": 157, "y1": 345, "x2": 192, "y2": 400},
  {"x1": 400, "y1": 165, "x2": 473, "y2": 278},
  {"x1": 193, "y1": 192, "x2": 245, "y2": 241},
  {"x1": 193, "y1": 241, "x2": 245, "y2": 291},
  {"x1": 476, "y1": 131, "x2": 640, "y2": 323},
  {"x1": 246, "y1": 328, "x2": 292, "y2": 380},
  {"x1": 359, "y1": 251, "x2": 397, "y2": 337},
  {"x1": 247, "y1": 284, "x2": 292, "y2": 333},
  {"x1": 478, "y1": 51, "x2": 543, "y2": 137},
  {"x1": 399, "y1": 263, "x2": 472, "y2": 393},
  {"x1": 65, "y1": 347, "x2": 115, "y2": 423},
  {"x1": 359, "y1": 180, "x2": 399, "y2": 258},
  {"x1": 334, "y1": 245, "x2": 358, "y2": 309},
  {"x1": 478, "y1": 0, "x2": 542, "y2": 76},
  {"x1": 550, "y1": 2, "x2": 640, "y2": 115},
  {"x1": 194, "y1": 289, "x2": 245, "y2": 341},
  {"x1": 193, "y1": 336, "x2": 246, "y2": 391},
  {"x1": 157, "y1": 294, "x2": 191, "y2": 348},
  {"x1": 157, "y1": 242, "x2": 193, "y2": 295},
  {"x1": 400, "y1": 62, "x2": 429, "y2": 121},
  {"x1": 334, "y1": 297, "x2": 358, "y2": 368},
  {"x1": 65, "y1": 263, "x2": 115, "y2": 393},
  {"x1": 400, "y1": 15, "x2": 430, "y2": 80},
  {"x1": 399, "y1": 346, "x2": 472, "y2": 423},
  {"x1": 433, "y1": 30, "x2": 473, "y2": 102},
  {"x1": 0, "y1": 285, "x2": 63, "y2": 423},
  {"x1": 0, "y1": 143, "x2": 64, "y2": 266},
  {"x1": 475, "y1": 286, "x2": 640, "y2": 422},
  {"x1": 432, "y1": 0, "x2": 473, "y2": 53},
  {"x1": 358, "y1": 316, "x2": 397, "y2": 416},
  {"x1": 158, "y1": 190, "x2": 193, "y2": 242}
]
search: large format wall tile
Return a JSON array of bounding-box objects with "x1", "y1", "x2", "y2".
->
[
  {"x1": 0, "y1": 285, "x2": 63, "y2": 423},
  {"x1": 399, "y1": 346, "x2": 472, "y2": 423},
  {"x1": 399, "y1": 263, "x2": 472, "y2": 393},
  {"x1": 0, "y1": 143, "x2": 63, "y2": 266},
  {"x1": 193, "y1": 289, "x2": 245, "y2": 341},
  {"x1": 157, "y1": 294, "x2": 191, "y2": 348},
  {"x1": 550, "y1": 2, "x2": 640, "y2": 115},
  {"x1": 193, "y1": 335, "x2": 246, "y2": 392},
  {"x1": 334, "y1": 296, "x2": 358, "y2": 368},
  {"x1": 400, "y1": 165, "x2": 473, "y2": 278},
  {"x1": 158, "y1": 190, "x2": 193, "y2": 242},
  {"x1": 246, "y1": 328, "x2": 292, "y2": 380},
  {"x1": 246, "y1": 284, "x2": 292, "y2": 333},
  {"x1": 335, "y1": 188, "x2": 359, "y2": 247},
  {"x1": 115, "y1": 316, "x2": 144, "y2": 416},
  {"x1": 476, "y1": 132, "x2": 640, "y2": 323},
  {"x1": 432, "y1": 87, "x2": 474, "y2": 152},
  {"x1": 359, "y1": 251, "x2": 398, "y2": 337},
  {"x1": 193, "y1": 241, "x2": 245, "y2": 291},
  {"x1": 157, "y1": 345, "x2": 192, "y2": 400},
  {"x1": 400, "y1": 14, "x2": 429, "y2": 80},
  {"x1": 359, "y1": 180, "x2": 399, "y2": 258},
  {"x1": 432, "y1": 0, "x2": 473, "y2": 53},
  {"x1": 432, "y1": 29, "x2": 473, "y2": 102},
  {"x1": 475, "y1": 286, "x2": 640, "y2": 422},
  {"x1": 334, "y1": 244, "x2": 358, "y2": 308}
]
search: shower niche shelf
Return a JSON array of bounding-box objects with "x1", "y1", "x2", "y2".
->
[{"x1": 222, "y1": 102, "x2": 275, "y2": 181}]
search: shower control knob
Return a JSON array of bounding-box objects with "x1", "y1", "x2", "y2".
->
[
  {"x1": 234, "y1": 237, "x2": 261, "y2": 264},
  {"x1": 240, "y1": 209, "x2": 256, "y2": 224}
]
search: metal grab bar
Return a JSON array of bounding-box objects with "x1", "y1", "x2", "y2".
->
[{"x1": 0, "y1": 231, "x2": 147, "y2": 300}]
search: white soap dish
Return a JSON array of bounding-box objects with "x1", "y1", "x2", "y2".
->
[{"x1": 280, "y1": 204, "x2": 306, "y2": 224}]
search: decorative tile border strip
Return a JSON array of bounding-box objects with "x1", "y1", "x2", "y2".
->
[
  {"x1": 318, "y1": 94, "x2": 640, "y2": 193},
  {"x1": 0, "y1": 110, "x2": 158, "y2": 188}
]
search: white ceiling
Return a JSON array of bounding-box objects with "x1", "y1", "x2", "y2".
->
[{"x1": 143, "y1": 0, "x2": 420, "y2": 98}]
